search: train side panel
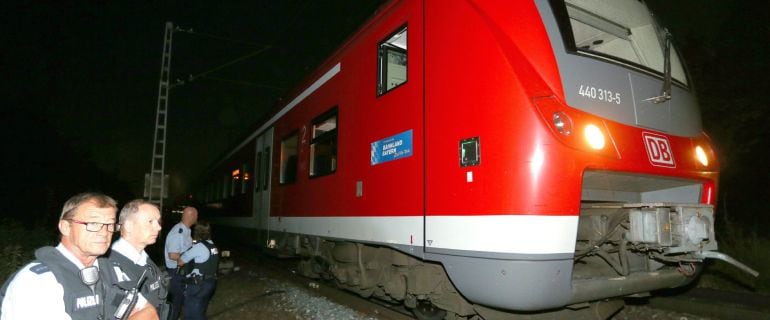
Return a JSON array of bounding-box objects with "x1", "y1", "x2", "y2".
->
[
  {"x1": 267, "y1": 0, "x2": 425, "y2": 248},
  {"x1": 423, "y1": 0, "x2": 577, "y2": 310}
]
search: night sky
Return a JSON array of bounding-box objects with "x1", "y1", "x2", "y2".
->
[
  {"x1": 1, "y1": 1, "x2": 384, "y2": 223},
  {"x1": 1, "y1": 1, "x2": 768, "y2": 229}
]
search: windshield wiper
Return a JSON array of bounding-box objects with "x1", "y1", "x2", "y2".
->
[{"x1": 645, "y1": 28, "x2": 672, "y2": 104}]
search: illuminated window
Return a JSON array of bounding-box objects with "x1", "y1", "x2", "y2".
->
[
  {"x1": 280, "y1": 133, "x2": 298, "y2": 184},
  {"x1": 310, "y1": 108, "x2": 338, "y2": 177},
  {"x1": 241, "y1": 163, "x2": 251, "y2": 194},
  {"x1": 377, "y1": 26, "x2": 407, "y2": 95},
  {"x1": 230, "y1": 169, "x2": 240, "y2": 197}
]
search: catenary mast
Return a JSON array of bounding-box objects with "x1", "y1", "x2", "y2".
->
[{"x1": 146, "y1": 22, "x2": 174, "y2": 211}]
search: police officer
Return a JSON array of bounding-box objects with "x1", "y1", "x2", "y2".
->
[
  {"x1": 164, "y1": 206, "x2": 197, "y2": 320},
  {"x1": 108, "y1": 199, "x2": 170, "y2": 319},
  {"x1": 0, "y1": 192, "x2": 157, "y2": 320},
  {"x1": 179, "y1": 221, "x2": 219, "y2": 320}
]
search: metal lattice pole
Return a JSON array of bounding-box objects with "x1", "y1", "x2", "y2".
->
[{"x1": 147, "y1": 22, "x2": 174, "y2": 212}]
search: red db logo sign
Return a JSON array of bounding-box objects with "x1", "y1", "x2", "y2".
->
[{"x1": 643, "y1": 132, "x2": 675, "y2": 168}]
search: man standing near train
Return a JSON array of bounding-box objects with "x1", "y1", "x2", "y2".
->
[
  {"x1": 164, "y1": 206, "x2": 198, "y2": 320},
  {"x1": 108, "y1": 199, "x2": 171, "y2": 319},
  {"x1": 0, "y1": 192, "x2": 158, "y2": 319}
]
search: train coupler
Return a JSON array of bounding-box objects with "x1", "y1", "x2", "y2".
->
[
  {"x1": 694, "y1": 250, "x2": 759, "y2": 277},
  {"x1": 625, "y1": 202, "x2": 759, "y2": 277}
]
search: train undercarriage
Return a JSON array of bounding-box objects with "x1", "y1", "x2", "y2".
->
[{"x1": 266, "y1": 202, "x2": 756, "y2": 320}]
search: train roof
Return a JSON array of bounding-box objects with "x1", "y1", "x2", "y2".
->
[{"x1": 197, "y1": 0, "x2": 396, "y2": 179}]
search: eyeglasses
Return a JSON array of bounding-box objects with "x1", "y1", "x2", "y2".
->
[{"x1": 66, "y1": 219, "x2": 119, "y2": 232}]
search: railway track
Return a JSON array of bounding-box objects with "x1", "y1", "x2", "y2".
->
[
  {"x1": 212, "y1": 243, "x2": 415, "y2": 320},
  {"x1": 272, "y1": 258, "x2": 416, "y2": 320},
  {"x1": 213, "y1": 243, "x2": 767, "y2": 320},
  {"x1": 646, "y1": 287, "x2": 770, "y2": 320}
]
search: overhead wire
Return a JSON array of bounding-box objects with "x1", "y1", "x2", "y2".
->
[
  {"x1": 170, "y1": 25, "x2": 273, "y2": 88},
  {"x1": 199, "y1": 76, "x2": 285, "y2": 91},
  {"x1": 174, "y1": 26, "x2": 268, "y2": 48}
]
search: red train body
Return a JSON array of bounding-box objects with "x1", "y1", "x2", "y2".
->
[{"x1": 195, "y1": 0, "x2": 753, "y2": 318}]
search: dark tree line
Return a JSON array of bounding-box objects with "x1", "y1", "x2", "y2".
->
[
  {"x1": 0, "y1": 108, "x2": 134, "y2": 228},
  {"x1": 662, "y1": 1, "x2": 770, "y2": 231}
]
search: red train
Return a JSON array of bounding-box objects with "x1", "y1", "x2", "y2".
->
[{"x1": 194, "y1": 0, "x2": 756, "y2": 318}]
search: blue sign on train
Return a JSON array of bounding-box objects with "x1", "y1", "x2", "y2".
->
[{"x1": 371, "y1": 129, "x2": 413, "y2": 165}]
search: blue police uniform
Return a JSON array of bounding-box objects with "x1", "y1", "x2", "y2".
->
[
  {"x1": 180, "y1": 240, "x2": 219, "y2": 320},
  {"x1": 164, "y1": 222, "x2": 192, "y2": 320}
]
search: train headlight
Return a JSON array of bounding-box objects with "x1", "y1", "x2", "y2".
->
[
  {"x1": 584, "y1": 124, "x2": 605, "y2": 150},
  {"x1": 695, "y1": 145, "x2": 708, "y2": 166},
  {"x1": 552, "y1": 112, "x2": 572, "y2": 136},
  {"x1": 535, "y1": 97, "x2": 618, "y2": 158}
]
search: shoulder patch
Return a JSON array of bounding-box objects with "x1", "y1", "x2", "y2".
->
[{"x1": 29, "y1": 263, "x2": 51, "y2": 275}]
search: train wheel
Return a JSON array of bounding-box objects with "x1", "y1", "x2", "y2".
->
[
  {"x1": 297, "y1": 256, "x2": 330, "y2": 279},
  {"x1": 412, "y1": 301, "x2": 447, "y2": 320}
]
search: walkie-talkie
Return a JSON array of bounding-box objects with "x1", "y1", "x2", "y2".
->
[{"x1": 113, "y1": 269, "x2": 148, "y2": 320}]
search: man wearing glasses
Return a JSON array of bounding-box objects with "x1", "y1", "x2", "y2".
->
[
  {"x1": 107, "y1": 199, "x2": 170, "y2": 319},
  {"x1": 0, "y1": 192, "x2": 158, "y2": 320}
]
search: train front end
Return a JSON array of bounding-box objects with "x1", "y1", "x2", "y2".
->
[
  {"x1": 424, "y1": 0, "x2": 757, "y2": 314},
  {"x1": 538, "y1": 0, "x2": 759, "y2": 304}
]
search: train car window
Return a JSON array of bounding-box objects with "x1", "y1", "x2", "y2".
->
[
  {"x1": 242, "y1": 163, "x2": 251, "y2": 194},
  {"x1": 310, "y1": 108, "x2": 338, "y2": 178},
  {"x1": 280, "y1": 133, "x2": 299, "y2": 184},
  {"x1": 554, "y1": 0, "x2": 687, "y2": 86},
  {"x1": 231, "y1": 168, "x2": 240, "y2": 197},
  {"x1": 377, "y1": 26, "x2": 407, "y2": 96},
  {"x1": 263, "y1": 146, "x2": 271, "y2": 190},
  {"x1": 255, "y1": 152, "x2": 262, "y2": 192}
]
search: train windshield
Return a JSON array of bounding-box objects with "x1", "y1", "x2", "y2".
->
[{"x1": 561, "y1": 0, "x2": 687, "y2": 85}]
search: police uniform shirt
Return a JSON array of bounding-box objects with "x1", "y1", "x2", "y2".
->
[
  {"x1": 164, "y1": 222, "x2": 192, "y2": 269},
  {"x1": 180, "y1": 240, "x2": 215, "y2": 276},
  {"x1": 1, "y1": 244, "x2": 98, "y2": 320},
  {"x1": 111, "y1": 238, "x2": 150, "y2": 269}
]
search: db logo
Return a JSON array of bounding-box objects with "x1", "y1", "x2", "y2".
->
[{"x1": 643, "y1": 132, "x2": 676, "y2": 168}]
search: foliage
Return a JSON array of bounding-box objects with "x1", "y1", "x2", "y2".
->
[
  {"x1": 675, "y1": 3, "x2": 770, "y2": 232},
  {"x1": 0, "y1": 219, "x2": 57, "y2": 284},
  {"x1": 697, "y1": 216, "x2": 770, "y2": 294},
  {"x1": 0, "y1": 108, "x2": 136, "y2": 229}
]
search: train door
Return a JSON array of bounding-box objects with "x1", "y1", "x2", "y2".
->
[
  {"x1": 423, "y1": 1, "x2": 505, "y2": 255},
  {"x1": 254, "y1": 127, "x2": 273, "y2": 247}
]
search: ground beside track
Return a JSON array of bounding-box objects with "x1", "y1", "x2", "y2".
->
[
  {"x1": 206, "y1": 245, "x2": 413, "y2": 320},
  {"x1": 205, "y1": 245, "x2": 767, "y2": 320}
]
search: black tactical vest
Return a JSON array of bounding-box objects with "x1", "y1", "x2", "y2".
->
[
  {"x1": 0, "y1": 246, "x2": 134, "y2": 320},
  {"x1": 185, "y1": 240, "x2": 220, "y2": 278},
  {"x1": 38, "y1": 246, "x2": 112, "y2": 319},
  {"x1": 106, "y1": 249, "x2": 170, "y2": 319}
]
